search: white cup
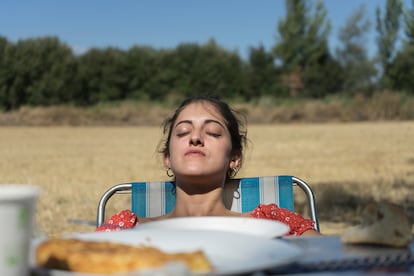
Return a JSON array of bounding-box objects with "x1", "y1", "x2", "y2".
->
[{"x1": 0, "y1": 184, "x2": 40, "y2": 276}]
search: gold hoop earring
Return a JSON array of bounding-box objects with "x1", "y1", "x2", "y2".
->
[{"x1": 166, "y1": 168, "x2": 174, "y2": 177}]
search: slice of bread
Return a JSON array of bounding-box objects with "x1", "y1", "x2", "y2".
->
[
  {"x1": 36, "y1": 238, "x2": 213, "y2": 273},
  {"x1": 341, "y1": 201, "x2": 412, "y2": 247}
]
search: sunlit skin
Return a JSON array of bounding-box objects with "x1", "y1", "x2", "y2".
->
[
  {"x1": 162, "y1": 101, "x2": 242, "y2": 217},
  {"x1": 142, "y1": 100, "x2": 320, "y2": 235}
]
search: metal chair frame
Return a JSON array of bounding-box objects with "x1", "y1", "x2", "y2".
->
[{"x1": 97, "y1": 175, "x2": 320, "y2": 232}]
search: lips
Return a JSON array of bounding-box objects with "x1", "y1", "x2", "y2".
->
[{"x1": 185, "y1": 150, "x2": 205, "y2": 156}]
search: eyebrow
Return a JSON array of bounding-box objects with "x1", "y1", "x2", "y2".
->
[{"x1": 175, "y1": 119, "x2": 226, "y2": 129}]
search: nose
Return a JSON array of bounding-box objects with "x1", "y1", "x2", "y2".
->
[{"x1": 189, "y1": 131, "x2": 204, "y2": 146}]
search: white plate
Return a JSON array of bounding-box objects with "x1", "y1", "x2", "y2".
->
[
  {"x1": 135, "y1": 216, "x2": 290, "y2": 238},
  {"x1": 31, "y1": 228, "x2": 302, "y2": 275}
]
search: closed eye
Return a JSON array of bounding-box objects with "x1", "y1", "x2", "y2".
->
[
  {"x1": 207, "y1": 132, "x2": 221, "y2": 137},
  {"x1": 176, "y1": 131, "x2": 189, "y2": 137}
]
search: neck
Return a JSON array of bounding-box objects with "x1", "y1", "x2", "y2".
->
[{"x1": 171, "y1": 187, "x2": 232, "y2": 217}]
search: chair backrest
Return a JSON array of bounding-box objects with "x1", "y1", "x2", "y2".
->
[{"x1": 97, "y1": 175, "x2": 320, "y2": 231}]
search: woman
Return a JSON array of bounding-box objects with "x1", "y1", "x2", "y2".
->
[{"x1": 97, "y1": 95, "x2": 319, "y2": 236}]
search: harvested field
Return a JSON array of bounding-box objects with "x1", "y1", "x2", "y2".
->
[{"x1": 1, "y1": 121, "x2": 413, "y2": 236}]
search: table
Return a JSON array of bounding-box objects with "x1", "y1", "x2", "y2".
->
[
  {"x1": 262, "y1": 235, "x2": 414, "y2": 275},
  {"x1": 30, "y1": 235, "x2": 413, "y2": 275}
]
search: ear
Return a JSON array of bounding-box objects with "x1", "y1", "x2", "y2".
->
[
  {"x1": 163, "y1": 153, "x2": 171, "y2": 169},
  {"x1": 229, "y1": 152, "x2": 241, "y2": 170}
]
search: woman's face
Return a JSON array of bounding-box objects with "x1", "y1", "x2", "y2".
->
[{"x1": 164, "y1": 101, "x2": 240, "y2": 183}]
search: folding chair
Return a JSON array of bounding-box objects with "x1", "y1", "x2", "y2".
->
[{"x1": 97, "y1": 175, "x2": 320, "y2": 232}]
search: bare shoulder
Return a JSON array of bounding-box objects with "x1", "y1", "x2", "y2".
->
[
  {"x1": 138, "y1": 214, "x2": 171, "y2": 223},
  {"x1": 227, "y1": 211, "x2": 251, "y2": 217}
]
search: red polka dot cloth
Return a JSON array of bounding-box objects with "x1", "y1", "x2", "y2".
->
[
  {"x1": 96, "y1": 203, "x2": 316, "y2": 235},
  {"x1": 249, "y1": 203, "x2": 315, "y2": 236},
  {"x1": 95, "y1": 210, "x2": 137, "y2": 232}
]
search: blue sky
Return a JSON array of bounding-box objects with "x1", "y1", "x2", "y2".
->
[{"x1": 0, "y1": 0, "x2": 411, "y2": 58}]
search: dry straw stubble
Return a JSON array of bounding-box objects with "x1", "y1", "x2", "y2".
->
[{"x1": 0, "y1": 121, "x2": 413, "y2": 236}]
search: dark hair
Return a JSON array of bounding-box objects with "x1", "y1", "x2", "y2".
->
[{"x1": 159, "y1": 95, "x2": 247, "y2": 171}]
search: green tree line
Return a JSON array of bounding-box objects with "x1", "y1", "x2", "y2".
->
[{"x1": 1, "y1": 0, "x2": 414, "y2": 111}]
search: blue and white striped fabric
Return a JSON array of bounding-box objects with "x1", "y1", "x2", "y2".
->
[
  {"x1": 131, "y1": 176, "x2": 294, "y2": 218},
  {"x1": 131, "y1": 181, "x2": 176, "y2": 218},
  {"x1": 231, "y1": 176, "x2": 294, "y2": 212}
]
